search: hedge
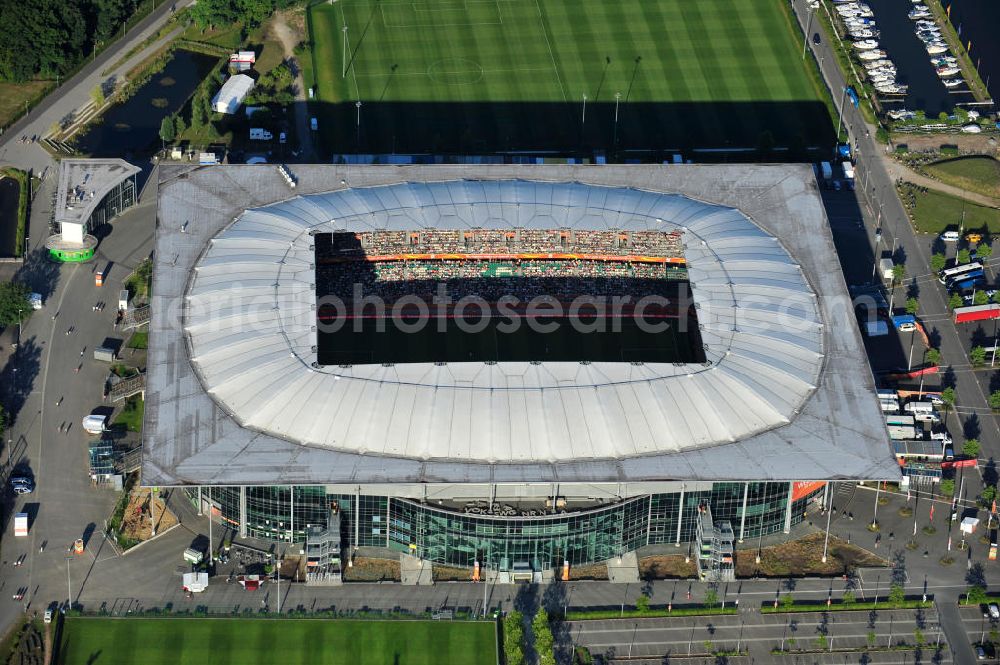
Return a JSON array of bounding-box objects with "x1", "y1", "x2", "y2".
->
[{"x1": 762, "y1": 599, "x2": 932, "y2": 614}]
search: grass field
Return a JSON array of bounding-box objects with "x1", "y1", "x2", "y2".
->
[
  {"x1": 56, "y1": 617, "x2": 496, "y2": 665},
  {"x1": 924, "y1": 156, "x2": 1000, "y2": 200},
  {"x1": 306, "y1": 0, "x2": 833, "y2": 156},
  {"x1": 899, "y1": 182, "x2": 1000, "y2": 234}
]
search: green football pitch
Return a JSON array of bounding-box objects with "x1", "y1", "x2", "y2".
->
[
  {"x1": 305, "y1": 0, "x2": 834, "y2": 156},
  {"x1": 55, "y1": 617, "x2": 497, "y2": 665}
]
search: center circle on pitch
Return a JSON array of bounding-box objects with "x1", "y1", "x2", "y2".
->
[{"x1": 427, "y1": 58, "x2": 484, "y2": 85}]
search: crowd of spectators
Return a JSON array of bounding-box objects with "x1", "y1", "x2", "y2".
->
[
  {"x1": 317, "y1": 258, "x2": 687, "y2": 303},
  {"x1": 323, "y1": 228, "x2": 683, "y2": 258}
]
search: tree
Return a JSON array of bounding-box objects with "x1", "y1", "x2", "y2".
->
[
  {"x1": 905, "y1": 297, "x2": 919, "y2": 315},
  {"x1": 981, "y1": 486, "x2": 997, "y2": 504},
  {"x1": 0, "y1": 282, "x2": 31, "y2": 326},
  {"x1": 941, "y1": 386, "x2": 956, "y2": 409},
  {"x1": 971, "y1": 345, "x2": 987, "y2": 367},
  {"x1": 967, "y1": 585, "x2": 988, "y2": 605},
  {"x1": 957, "y1": 249, "x2": 972, "y2": 265},
  {"x1": 841, "y1": 590, "x2": 855, "y2": 605},
  {"x1": 866, "y1": 630, "x2": 877, "y2": 646},
  {"x1": 888, "y1": 583, "x2": 905, "y2": 605},
  {"x1": 174, "y1": 115, "x2": 187, "y2": 137},
  {"x1": 159, "y1": 116, "x2": 175, "y2": 144},
  {"x1": 926, "y1": 348, "x2": 941, "y2": 366},
  {"x1": 940, "y1": 478, "x2": 956, "y2": 496},
  {"x1": 781, "y1": 594, "x2": 794, "y2": 610},
  {"x1": 989, "y1": 390, "x2": 1000, "y2": 411},
  {"x1": 993, "y1": 290, "x2": 1000, "y2": 304},
  {"x1": 979, "y1": 243, "x2": 994, "y2": 262},
  {"x1": 891, "y1": 263, "x2": 906, "y2": 285},
  {"x1": 975, "y1": 290, "x2": 990, "y2": 306},
  {"x1": 503, "y1": 611, "x2": 525, "y2": 665},
  {"x1": 963, "y1": 438, "x2": 981, "y2": 458},
  {"x1": 635, "y1": 593, "x2": 650, "y2": 613},
  {"x1": 704, "y1": 588, "x2": 719, "y2": 607},
  {"x1": 532, "y1": 608, "x2": 555, "y2": 665},
  {"x1": 949, "y1": 292, "x2": 964, "y2": 310},
  {"x1": 931, "y1": 252, "x2": 947, "y2": 273}
]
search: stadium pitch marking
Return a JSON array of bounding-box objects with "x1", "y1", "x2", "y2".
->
[{"x1": 427, "y1": 58, "x2": 484, "y2": 85}]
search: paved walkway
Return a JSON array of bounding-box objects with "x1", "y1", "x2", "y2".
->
[{"x1": 881, "y1": 156, "x2": 1000, "y2": 209}]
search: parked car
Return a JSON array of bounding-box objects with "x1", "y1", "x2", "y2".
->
[
  {"x1": 813, "y1": 32, "x2": 821, "y2": 44},
  {"x1": 10, "y1": 476, "x2": 33, "y2": 494},
  {"x1": 940, "y1": 230, "x2": 960, "y2": 242},
  {"x1": 43, "y1": 609, "x2": 52, "y2": 624}
]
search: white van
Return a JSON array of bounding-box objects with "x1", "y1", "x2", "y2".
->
[
  {"x1": 940, "y1": 230, "x2": 960, "y2": 242},
  {"x1": 904, "y1": 401, "x2": 936, "y2": 415}
]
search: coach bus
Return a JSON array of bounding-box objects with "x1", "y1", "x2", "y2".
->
[{"x1": 939, "y1": 261, "x2": 983, "y2": 284}]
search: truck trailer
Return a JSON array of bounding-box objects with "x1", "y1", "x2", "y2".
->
[{"x1": 953, "y1": 304, "x2": 1000, "y2": 324}]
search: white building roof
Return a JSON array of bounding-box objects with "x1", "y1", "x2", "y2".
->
[
  {"x1": 185, "y1": 180, "x2": 820, "y2": 463},
  {"x1": 143, "y1": 164, "x2": 898, "y2": 487}
]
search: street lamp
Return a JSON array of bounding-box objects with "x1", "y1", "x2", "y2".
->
[
  {"x1": 613, "y1": 92, "x2": 621, "y2": 147},
  {"x1": 802, "y1": 4, "x2": 814, "y2": 59},
  {"x1": 342, "y1": 25, "x2": 349, "y2": 78},
  {"x1": 581, "y1": 94, "x2": 587, "y2": 126}
]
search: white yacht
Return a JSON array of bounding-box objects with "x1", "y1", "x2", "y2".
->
[
  {"x1": 942, "y1": 78, "x2": 963, "y2": 88},
  {"x1": 926, "y1": 43, "x2": 948, "y2": 54},
  {"x1": 853, "y1": 39, "x2": 879, "y2": 50},
  {"x1": 858, "y1": 49, "x2": 888, "y2": 60},
  {"x1": 936, "y1": 65, "x2": 960, "y2": 77}
]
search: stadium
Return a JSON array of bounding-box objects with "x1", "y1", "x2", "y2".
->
[{"x1": 144, "y1": 164, "x2": 898, "y2": 573}]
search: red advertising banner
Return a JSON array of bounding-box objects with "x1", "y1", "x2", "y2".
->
[{"x1": 791, "y1": 481, "x2": 826, "y2": 501}]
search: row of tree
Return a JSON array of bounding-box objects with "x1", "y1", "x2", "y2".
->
[
  {"x1": 188, "y1": 0, "x2": 296, "y2": 31},
  {"x1": 502, "y1": 609, "x2": 555, "y2": 665},
  {"x1": 0, "y1": 0, "x2": 139, "y2": 82}
]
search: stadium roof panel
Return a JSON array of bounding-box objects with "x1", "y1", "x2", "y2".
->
[{"x1": 144, "y1": 164, "x2": 899, "y2": 487}]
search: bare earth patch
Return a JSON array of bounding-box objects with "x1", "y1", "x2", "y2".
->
[
  {"x1": 120, "y1": 487, "x2": 178, "y2": 542},
  {"x1": 343, "y1": 557, "x2": 401, "y2": 582},
  {"x1": 736, "y1": 532, "x2": 885, "y2": 578},
  {"x1": 568, "y1": 563, "x2": 610, "y2": 581},
  {"x1": 639, "y1": 556, "x2": 696, "y2": 580}
]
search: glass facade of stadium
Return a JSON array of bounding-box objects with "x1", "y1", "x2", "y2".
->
[{"x1": 189, "y1": 482, "x2": 824, "y2": 570}]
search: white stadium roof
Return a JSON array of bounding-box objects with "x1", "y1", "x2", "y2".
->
[{"x1": 143, "y1": 164, "x2": 898, "y2": 487}]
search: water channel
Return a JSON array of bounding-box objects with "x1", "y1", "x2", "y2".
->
[
  {"x1": 946, "y1": 0, "x2": 999, "y2": 102},
  {"x1": 74, "y1": 49, "x2": 219, "y2": 158},
  {"x1": 866, "y1": 0, "x2": 965, "y2": 116}
]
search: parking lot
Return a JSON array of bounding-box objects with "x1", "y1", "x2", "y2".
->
[{"x1": 569, "y1": 607, "x2": 950, "y2": 663}]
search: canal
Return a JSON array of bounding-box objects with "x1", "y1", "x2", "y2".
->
[
  {"x1": 75, "y1": 49, "x2": 220, "y2": 158},
  {"x1": 946, "y1": 0, "x2": 999, "y2": 102},
  {"x1": 866, "y1": 0, "x2": 963, "y2": 116}
]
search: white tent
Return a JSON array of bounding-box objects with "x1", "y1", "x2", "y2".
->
[
  {"x1": 182, "y1": 572, "x2": 209, "y2": 593},
  {"x1": 211, "y1": 74, "x2": 254, "y2": 114}
]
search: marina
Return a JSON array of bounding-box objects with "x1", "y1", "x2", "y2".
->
[{"x1": 832, "y1": 0, "x2": 974, "y2": 115}]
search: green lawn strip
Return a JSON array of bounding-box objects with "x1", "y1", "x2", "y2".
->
[
  {"x1": 56, "y1": 617, "x2": 496, "y2": 665},
  {"x1": 762, "y1": 599, "x2": 932, "y2": 614},
  {"x1": 113, "y1": 396, "x2": 144, "y2": 434},
  {"x1": 0, "y1": 80, "x2": 52, "y2": 129},
  {"x1": 899, "y1": 182, "x2": 1000, "y2": 234},
  {"x1": 0, "y1": 167, "x2": 29, "y2": 258},
  {"x1": 127, "y1": 331, "x2": 148, "y2": 349},
  {"x1": 923, "y1": 157, "x2": 1000, "y2": 200},
  {"x1": 566, "y1": 606, "x2": 737, "y2": 620}
]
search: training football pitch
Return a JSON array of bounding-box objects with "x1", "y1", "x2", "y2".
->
[
  {"x1": 55, "y1": 617, "x2": 497, "y2": 665},
  {"x1": 306, "y1": 0, "x2": 833, "y2": 155}
]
